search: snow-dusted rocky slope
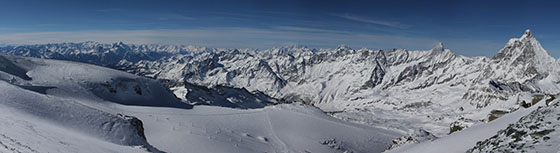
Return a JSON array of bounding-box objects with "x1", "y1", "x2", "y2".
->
[
  {"x1": 388, "y1": 95, "x2": 557, "y2": 153},
  {"x1": 3, "y1": 30, "x2": 558, "y2": 138},
  {"x1": 467, "y1": 98, "x2": 560, "y2": 153},
  {"x1": 0, "y1": 54, "x2": 400, "y2": 153}
]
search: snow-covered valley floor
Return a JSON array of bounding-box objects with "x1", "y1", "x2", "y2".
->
[{"x1": 0, "y1": 54, "x2": 401, "y2": 153}]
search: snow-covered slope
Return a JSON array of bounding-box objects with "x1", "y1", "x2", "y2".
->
[
  {"x1": 468, "y1": 97, "x2": 560, "y2": 153},
  {"x1": 0, "y1": 54, "x2": 400, "y2": 152},
  {"x1": 0, "y1": 55, "x2": 165, "y2": 152},
  {"x1": 0, "y1": 100, "x2": 149, "y2": 153},
  {"x1": 3, "y1": 30, "x2": 558, "y2": 138},
  {"x1": 2, "y1": 29, "x2": 560, "y2": 152},
  {"x1": 388, "y1": 95, "x2": 554, "y2": 153},
  {"x1": 127, "y1": 104, "x2": 400, "y2": 153}
]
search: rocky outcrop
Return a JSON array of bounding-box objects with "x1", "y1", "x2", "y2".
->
[
  {"x1": 117, "y1": 113, "x2": 146, "y2": 140},
  {"x1": 468, "y1": 98, "x2": 560, "y2": 153}
]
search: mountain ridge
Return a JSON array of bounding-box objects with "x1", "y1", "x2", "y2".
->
[
  {"x1": 1, "y1": 30, "x2": 559, "y2": 138},
  {"x1": 0, "y1": 53, "x2": 399, "y2": 153}
]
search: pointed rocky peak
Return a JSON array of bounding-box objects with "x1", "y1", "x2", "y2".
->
[
  {"x1": 427, "y1": 42, "x2": 455, "y2": 59},
  {"x1": 111, "y1": 41, "x2": 131, "y2": 49},
  {"x1": 521, "y1": 29, "x2": 534, "y2": 39},
  {"x1": 112, "y1": 41, "x2": 127, "y2": 47},
  {"x1": 493, "y1": 29, "x2": 547, "y2": 61},
  {"x1": 492, "y1": 29, "x2": 558, "y2": 76},
  {"x1": 231, "y1": 49, "x2": 242, "y2": 55},
  {"x1": 431, "y1": 42, "x2": 445, "y2": 53},
  {"x1": 335, "y1": 44, "x2": 352, "y2": 52},
  {"x1": 431, "y1": 42, "x2": 445, "y2": 52}
]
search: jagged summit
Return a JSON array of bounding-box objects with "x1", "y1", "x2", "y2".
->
[
  {"x1": 336, "y1": 44, "x2": 351, "y2": 51},
  {"x1": 113, "y1": 41, "x2": 127, "y2": 47},
  {"x1": 490, "y1": 29, "x2": 559, "y2": 83},
  {"x1": 431, "y1": 42, "x2": 445, "y2": 52},
  {"x1": 493, "y1": 29, "x2": 551, "y2": 62},
  {"x1": 522, "y1": 29, "x2": 533, "y2": 39}
]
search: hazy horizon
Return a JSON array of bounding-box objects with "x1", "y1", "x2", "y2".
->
[{"x1": 1, "y1": 0, "x2": 560, "y2": 57}]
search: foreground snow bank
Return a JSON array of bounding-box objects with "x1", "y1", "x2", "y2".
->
[
  {"x1": 0, "y1": 81, "x2": 158, "y2": 152},
  {"x1": 125, "y1": 103, "x2": 401, "y2": 153},
  {"x1": 0, "y1": 104, "x2": 148, "y2": 153}
]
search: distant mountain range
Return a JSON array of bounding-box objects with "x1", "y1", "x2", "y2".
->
[{"x1": 1, "y1": 29, "x2": 559, "y2": 152}]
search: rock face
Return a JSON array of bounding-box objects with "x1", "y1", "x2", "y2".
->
[
  {"x1": 468, "y1": 97, "x2": 560, "y2": 153},
  {"x1": 179, "y1": 82, "x2": 279, "y2": 109},
  {"x1": 2, "y1": 30, "x2": 560, "y2": 137},
  {"x1": 117, "y1": 113, "x2": 146, "y2": 140},
  {"x1": 87, "y1": 77, "x2": 192, "y2": 109},
  {"x1": 491, "y1": 29, "x2": 558, "y2": 84}
]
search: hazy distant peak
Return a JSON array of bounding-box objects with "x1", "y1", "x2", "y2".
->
[{"x1": 431, "y1": 42, "x2": 444, "y2": 52}]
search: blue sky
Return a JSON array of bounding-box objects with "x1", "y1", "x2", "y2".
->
[{"x1": 1, "y1": 0, "x2": 560, "y2": 57}]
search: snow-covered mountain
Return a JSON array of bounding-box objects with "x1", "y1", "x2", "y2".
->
[
  {"x1": 0, "y1": 54, "x2": 400, "y2": 153},
  {"x1": 1, "y1": 29, "x2": 560, "y2": 152}
]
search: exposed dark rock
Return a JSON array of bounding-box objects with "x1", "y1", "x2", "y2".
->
[{"x1": 117, "y1": 113, "x2": 146, "y2": 140}]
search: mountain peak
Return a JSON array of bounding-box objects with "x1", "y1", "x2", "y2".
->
[
  {"x1": 492, "y1": 29, "x2": 558, "y2": 77},
  {"x1": 494, "y1": 30, "x2": 539, "y2": 60},
  {"x1": 522, "y1": 29, "x2": 533, "y2": 39},
  {"x1": 431, "y1": 42, "x2": 444, "y2": 52},
  {"x1": 335, "y1": 44, "x2": 352, "y2": 53},
  {"x1": 111, "y1": 41, "x2": 130, "y2": 48},
  {"x1": 336, "y1": 44, "x2": 351, "y2": 50}
]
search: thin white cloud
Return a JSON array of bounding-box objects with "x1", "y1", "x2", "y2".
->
[
  {"x1": 0, "y1": 27, "x2": 21, "y2": 31},
  {"x1": 96, "y1": 8, "x2": 124, "y2": 12},
  {"x1": 333, "y1": 14, "x2": 412, "y2": 29},
  {"x1": 272, "y1": 26, "x2": 350, "y2": 34},
  {"x1": 158, "y1": 14, "x2": 195, "y2": 21}
]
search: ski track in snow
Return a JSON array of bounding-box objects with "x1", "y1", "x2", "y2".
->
[
  {"x1": 0, "y1": 134, "x2": 39, "y2": 153},
  {"x1": 266, "y1": 111, "x2": 290, "y2": 153}
]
